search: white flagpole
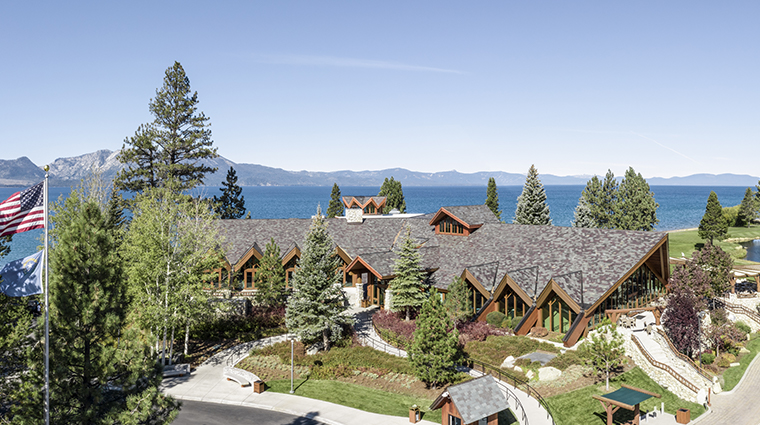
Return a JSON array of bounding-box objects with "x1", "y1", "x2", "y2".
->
[{"x1": 43, "y1": 166, "x2": 50, "y2": 425}]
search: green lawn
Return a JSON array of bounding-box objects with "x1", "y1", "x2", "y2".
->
[
  {"x1": 722, "y1": 334, "x2": 760, "y2": 391},
  {"x1": 667, "y1": 225, "x2": 760, "y2": 265},
  {"x1": 546, "y1": 368, "x2": 706, "y2": 425},
  {"x1": 265, "y1": 378, "x2": 442, "y2": 423}
]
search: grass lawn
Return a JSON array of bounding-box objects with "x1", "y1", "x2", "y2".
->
[
  {"x1": 667, "y1": 225, "x2": 760, "y2": 265},
  {"x1": 265, "y1": 378, "x2": 443, "y2": 423},
  {"x1": 546, "y1": 368, "x2": 706, "y2": 425},
  {"x1": 722, "y1": 334, "x2": 760, "y2": 391}
]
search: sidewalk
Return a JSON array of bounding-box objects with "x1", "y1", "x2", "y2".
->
[{"x1": 160, "y1": 333, "x2": 437, "y2": 425}]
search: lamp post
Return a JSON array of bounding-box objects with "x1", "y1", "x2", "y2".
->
[{"x1": 289, "y1": 335, "x2": 295, "y2": 394}]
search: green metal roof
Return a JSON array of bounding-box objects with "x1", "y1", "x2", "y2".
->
[{"x1": 602, "y1": 387, "x2": 655, "y2": 407}]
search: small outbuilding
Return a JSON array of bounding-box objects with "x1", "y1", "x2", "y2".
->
[{"x1": 430, "y1": 375, "x2": 509, "y2": 425}]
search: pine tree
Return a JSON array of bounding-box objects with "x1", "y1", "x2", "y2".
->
[
  {"x1": 116, "y1": 61, "x2": 217, "y2": 194},
  {"x1": 326, "y1": 183, "x2": 344, "y2": 218},
  {"x1": 698, "y1": 191, "x2": 728, "y2": 243},
  {"x1": 254, "y1": 238, "x2": 286, "y2": 307},
  {"x1": 485, "y1": 177, "x2": 502, "y2": 220},
  {"x1": 693, "y1": 241, "x2": 733, "y2": 297},
  {"x1": 443, "y1": 277, "x2": 473, "y2": 324},
  {"x1": 616, "y1": 167, "x2": 659, "y2": 231},
  {"x1": 594, "y1": 170, "x2": 619, "y2": 229},
  {"x1": 571, "y1": 195, "x2": 596, "y2": 228},
  {"x1": 213, "y1": 167, "x2": 246, "y2": 219},
  {"x1": 513, "y1": 165, "x2": 551, "y2": 225},
  {"x1": 409, "y1": 291, "x2": 461, "y2": 388},
  {"x1": 379, "y1": 177, "x2": 406, "y2": 213},
  {"x1": 285, "y1": 207, "x2": 352, "y2": 351},
  {"x1": 389, "y1": 227, "x2": 427, "y2": 320},
  {"x1": 12, "y1": 193, "x2": 177, "y2": 423},
  {"x1": 737, "y1": 187, "x2": 756, "y2": 228}
]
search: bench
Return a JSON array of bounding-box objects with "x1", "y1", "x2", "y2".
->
[
  {"x1": 162, "y1": 363, "x2": 190, "y2": 378},
  {"x1": 223, "y1": 366, "x2": 260, "y2": 388}
]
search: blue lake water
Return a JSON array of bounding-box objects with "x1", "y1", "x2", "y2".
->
[{"x1": 0, "y1": 184, "x2": 752, "y2": 260}]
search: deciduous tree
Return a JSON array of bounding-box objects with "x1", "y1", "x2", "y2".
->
[
  {"x1": 285, "y1": 207, "x2": 352, "y2": 351},
  {"x1": 389, "y1": 227, "x2": 427, "y2": 320},
  {"x1": 379, "y1": 177, "x2": 406, "y2": 213},
  {"x1": 254, "y1": 238, "x2": 286, "y2": 307},
  {"x1": 513, "y1": 165, "x2": 551, "y2": 225},
  {"x1": 485, "y1": 177, "x2": 502, "y2": 220},
  {"x1": 693, "y1": 241, "x2": 733, "y2": 297},
  {"x1": 663, "y1": 288, "x2": 701, "y2": 357},
  {"x1": 326, "y1": 183, "x2": 344, "y2": 218},
  {"x1": 579, "y1": 319, "x2": 625, "y2": 390},
  {"x1": 698, "y1": 191, "x2": 728, "y2": 243},
  {"x1": 116, "y1": 61, "x2": 217, "y2": 194},
  {"x1": 409, "y1": 291, "x2": 461, "y2": 388},
  {"x1": 213, "y1": 167, "x2": 246, "y2": 219}
]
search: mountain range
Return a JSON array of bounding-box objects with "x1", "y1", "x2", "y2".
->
[{"x1": 1, "y1": 150, "x2": 758, "y2": 188}]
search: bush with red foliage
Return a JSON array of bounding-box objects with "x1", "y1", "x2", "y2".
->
[
  {"x1": 457, "y1": 320, "x2": 507, "y2": 345},
  {"x1": 662, "y1": 290, "x2": 700, "y2": 357},
  {"x1": 372, "y1": 310, "x2": 416, "y2": 348}
]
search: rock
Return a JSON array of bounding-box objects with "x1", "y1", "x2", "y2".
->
[
  {"x1": 513, "y1": 366, "x2": 523, "y2": 373},
  {"x1": 526, "y1": 370, "x2": 534, "y2": 380},
  {"x1": 730, "y1": 362, "x2": 741, "y2": 367},
  {"x1": 740, "y1": 346, "x2": 750, "y2": 354},
  {"x1": 538, "y1": 366, "x2": 562, "y2": 382},
  {"x1": 530, "y1": 327, "x2": 549, "y2": 337},
  {"x1": 501, "y1": 355, "x2": 515, "y2": 368}
]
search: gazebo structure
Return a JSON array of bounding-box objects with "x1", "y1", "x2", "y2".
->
[{"x1": 592, "y1": 384, "x2": 661, "y2": 425}]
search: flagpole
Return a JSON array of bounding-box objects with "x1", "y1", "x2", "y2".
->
[{"x1": 43, "y1": 165, "x2": 50, "y2": 425}]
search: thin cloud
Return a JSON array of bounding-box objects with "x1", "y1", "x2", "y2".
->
[
  {"x1": 255, "y1": 54, "x2": 464, "y2": 74},
  {"x1": 630, "y1": 131, "x2": 700, "y2": 164}
]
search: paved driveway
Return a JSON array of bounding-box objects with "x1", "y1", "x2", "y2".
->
[
  {"x1": 694, "y1": 354, "x2": 760, "y2": 425},
  {"x1": 173, "y1": 400, "x2": 323, "y2": 425}
]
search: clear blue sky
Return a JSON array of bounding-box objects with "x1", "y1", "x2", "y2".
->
[{"x1": 1, "y1": 2, "x2": 757, "y2": 178}]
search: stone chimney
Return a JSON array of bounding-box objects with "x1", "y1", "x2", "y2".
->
[{"x1": 346, "y1": 208, "x2": 363, "y2": 224}]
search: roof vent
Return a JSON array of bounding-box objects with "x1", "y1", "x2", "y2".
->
[
  {"x1": 346, "y1": 208, "x2": 363, "y2": 224},
  {"x1": 388, "y1": 208, "x2": 401, "y2": 215}
]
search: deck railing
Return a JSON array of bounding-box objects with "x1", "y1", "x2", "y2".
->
[
  {"x1": 655, "y1": 328, "x2": 713, "y2": 383},
  {"x1": 714, "y1": 298, "x2": 760, "y2": 326},
  {"x1": 631, "y1": 334, "x2": 700, "y2": 394}
]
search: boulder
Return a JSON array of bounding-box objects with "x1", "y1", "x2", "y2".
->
[
  {"x1": 538, "y1": 366, "x2": 562, "y2": 382},
  {"x1": 513, "y1": 366, "x2": 523, "y2": 373},
  {"x1": 501, "y1": 355, "x2": 515, "y2": 368},
  {"x1": 530, "y1": 327, "x2": 549, "y2": 338},
  {"x1": 526, "y1": 370, "x2": 535, "y2": 380}
]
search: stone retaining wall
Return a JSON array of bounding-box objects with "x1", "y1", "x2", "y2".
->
[{"x1": 623, "y1": 336, "x2": 701, "y2": 403}]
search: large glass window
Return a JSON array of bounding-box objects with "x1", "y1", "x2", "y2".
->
[
  {"x1": 439, "y1": 217, "x2": 465, "y2": 235},
  {"x1": 541, "y1": 294, "x2": 577, "y2": 333},
  {"x1": 588, "y1": 263, "x2": 666, "y2": 328}
]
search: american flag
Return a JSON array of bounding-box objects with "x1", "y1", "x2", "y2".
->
[{"x1": 0, "y1": 182, "x2": 44, "y2": 237}]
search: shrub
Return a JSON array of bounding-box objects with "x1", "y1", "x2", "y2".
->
[
  {"x1": 736, "y1": 321, "x2": 752, "y2": 336},
  {"x1": 465, "y1": 335, "x2": 560, "y2": 366},
  {"x1": 716, "y1": 353, "x2": 734, "y2": 368},
  {"x1": 458, "y1": 321, "x2": 505, "y2": 345},
  {"x1": 500, "y1": 317, "x2": 512, "y2": 329},
  {"x1": 486, "y1": 311, "x2": 506, "y2": 328},
  {"x1": 192, "y1": 305, "x2": 287, "y2": 341},
  {"x1": 546, "y1": 351, "x2": 584, "y2": 371},
  {"x1": 701, "y1": 353, "x2": 716, "y2": 365},
  {"x1": 372, "y1": 309, "x2": 416, "y2": 348}
]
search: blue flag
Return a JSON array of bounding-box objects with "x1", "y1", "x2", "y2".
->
[{"x1": 0, "y1": 251, "x2": 43, "y2": 297}]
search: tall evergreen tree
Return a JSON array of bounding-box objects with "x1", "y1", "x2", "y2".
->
[
  {"x1": 379, "y1": 177, "x2": 406, "y2": 213},
  {"x1": 693, "y1": 241, "x2": 733, "y2": 297},
  {"x1": 737, "y1": 187, "x2": 756, "y2": 228},
  {"x1": 12, "y1": 192, "x2": 177, "y2": 424},
  {"x1": 213, "y1": 167, "x2": 246, "y2": 219},
  {"x1": 593, "y1": 170, "x2": 619, "y2": 229},
  {"x1": 116, "y1": 61, "x2": 218, "y2": 194},
  {"x1": 485, "y1": 177, "x2": 502, "y2": 220},
  {"x1": 254, "y1": 238, "x2": 286, "y2": 307},
  {"x1": 285, "y1": 207, "x2": 352, "y2": 351},
  {"x1": 389, "y1": 227, "x2": 427, "y2": 321},
  {"x1": 326, "y1": 183, "x2": 344, "y2": 218},
  {"x1": 698, "y1": 191, "x2": 728, "y2": 243},
  {"x1": 409, "y1": 291, "x2": 461, "y2": 388},
  {"x1": 571, "y1": 195, "x2": 596, "y2": 228},
  {"x1": 616, "y1": 167, "x2": 659, "y2": 231},
  {"x1": 443, "y1": 277, "x2": 473, "y2": 324},
  {"x1": 513, "y1": 165, "x2": 551, "y2": 225}
]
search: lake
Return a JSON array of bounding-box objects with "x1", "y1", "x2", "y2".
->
[{"x1": 0, "y1": 184, "x2": 752, "y2": 260}]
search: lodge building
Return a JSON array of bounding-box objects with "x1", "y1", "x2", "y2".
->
[{"x1": 214, "y1": 200, "x2": 669, "y2": 348}]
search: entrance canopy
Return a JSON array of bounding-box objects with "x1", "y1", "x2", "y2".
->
[{"x1": 592, "y1": 384, "x2": 661, "y2": 425}]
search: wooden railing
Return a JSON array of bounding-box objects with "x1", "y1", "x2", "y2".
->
[
  {"x1": 468, "y1": 359, "x2": 556, "y2": 425},
  {"x1": 656, "y1": 329, "x2": 713, "y2": 383},
  {"x1": 631, "y1": 334, "x2": 700, "y2": 394},
  {"x1": 714, "y1": 299, "x2": 760, "y2": 325}
]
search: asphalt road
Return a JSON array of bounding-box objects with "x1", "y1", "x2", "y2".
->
[{"x1": 173, "y1": 400, "x2": 325, "y2": 425}]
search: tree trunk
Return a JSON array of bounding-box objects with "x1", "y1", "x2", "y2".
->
[
  {"x1": 184, "y1": 321, "x2": 190, "y2": 356},
  {"x1": 162, "y1": 326, "x2": 167, "y2": 365},
  {"x1": 406, "y1": 306, "x2": 410, "y2": 321},
  {"x1": 323, "y1": 328, "x2": 330, "y2": 352},
  {"x1": 168, "y1": 327, "x2": 175, "y2": 366}
]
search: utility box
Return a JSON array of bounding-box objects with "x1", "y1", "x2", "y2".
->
[
  {"x1": 253, "y1": 380, "x2": 265, "y2": 394},
  {"x1": 409, "y1": 405, "x2": 420, "y2": 423},
  {"x1": 676, "y1": 408, "x2": 690, "y2": 424}
]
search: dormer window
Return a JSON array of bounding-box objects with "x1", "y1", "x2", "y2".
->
[
  {"x1": 439, "y1": 217, "x2": 464, "y2": 234},
  {"x1": 364, "y1": 204, "x2": 376, "y2": 214}
]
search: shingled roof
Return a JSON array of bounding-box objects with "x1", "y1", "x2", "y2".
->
[
  {"x1": 215, "y1": 206, "x2": 666, "y2": 309},
  {"x1": 430, "y1": 375, "x2": 509, "y2": 424}
]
